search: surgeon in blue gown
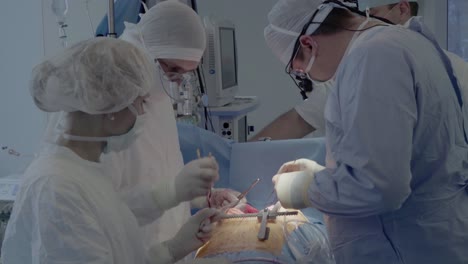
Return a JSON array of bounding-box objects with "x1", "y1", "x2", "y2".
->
[{"x1": 265, "y1": 0, "x2": 468, "y2": 263}]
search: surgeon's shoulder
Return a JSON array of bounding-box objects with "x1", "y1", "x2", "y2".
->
[
  {"x1": 349, "y1": 26, "x2": 416, "y2": 65},
  {"x1": 20, "y1": 155, "x2": 90, "y2": 202}
]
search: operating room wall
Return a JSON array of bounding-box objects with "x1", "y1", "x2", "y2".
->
[
  {"x1": 0, "y1": 0, "x2": 107, "y2": 177},
  {"x1": 0, "y1": 0, "x2": 45, "y2": 177},
  {"x1": 196, "y1": 0, "x2": 303, "y2": 138}
]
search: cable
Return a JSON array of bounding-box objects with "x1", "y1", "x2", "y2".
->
[
  {"x1": 158, "y1": 70, "x2": 181, "y2": 102},
  {"x1": 85, "y1": 0, "x2": 95, "y2": 37},
  {"x1": 198, "y1": 65, "x2": 217, "y2": 132},
  {"x1": 196, "y1": 66, "x2": 209, "y2": 130},
  {"x1": 197, "y1": 64, "x2": 215, "y2": 131}
]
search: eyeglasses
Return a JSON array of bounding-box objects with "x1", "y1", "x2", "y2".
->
[
  {"x1": 285, "y1": 1, "x2": 361, "y2": 98},
  {"x1": 284, "y1": 5, "x2": 323, "y2": 99}
]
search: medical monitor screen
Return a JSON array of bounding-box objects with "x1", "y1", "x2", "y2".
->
[{"x1": 219, "y1": 28, "x2": 237, "y2": 89}]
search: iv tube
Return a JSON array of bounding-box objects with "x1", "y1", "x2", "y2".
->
[{"x1": 50, "y1": 0, "x2": 69, "y2": 47}]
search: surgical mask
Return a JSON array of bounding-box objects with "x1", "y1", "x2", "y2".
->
[
  {"x1": 310, "y1": 79, "x2": 335, "y2": 95},
  {"x1": 57, "y1": 104, "x2": 146, "y2": 154},
  {"x1": 103, "y1": 107, "x2": 146, "y2": 153}
]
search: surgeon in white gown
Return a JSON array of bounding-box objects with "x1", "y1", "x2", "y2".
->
[
  {"x1": 267, "y1": 0, "x2": 468, "y2": 263},
  {"x1": 104, "y1": 0, "x2": 239, "y2": 250},
  {"x1": 1, "y1": 38, "x2": 230, "y2": 264}
]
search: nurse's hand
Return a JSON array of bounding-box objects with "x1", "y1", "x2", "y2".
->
[
  {"x1": 165, "y1": 208, "x2": 222, "y2": 262},
  {"x1": 176, "y1": 157, "x2": 219, "y2": 203}
]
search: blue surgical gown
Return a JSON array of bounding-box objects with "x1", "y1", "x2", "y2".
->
[{"x1": 310, "y1": 24, "x2": 468, "y2": 263}]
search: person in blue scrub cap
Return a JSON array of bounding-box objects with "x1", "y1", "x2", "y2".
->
[{"x1": 265, "y1": 0, "x2": 468, "y2": 263}]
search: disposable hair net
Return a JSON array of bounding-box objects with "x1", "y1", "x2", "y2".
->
[
  {"x1": 120, "y1": 0, "x2": 206, "y2": 62},
  {"x1": 357, "y1": 0, "x2": 418, "y2": 11},
  {"x1": 264, "y1": 0, "x2": 337, "y2": 65},
  {"x1": 30, "y1": 38, "x2": 155, "y2": 115}
]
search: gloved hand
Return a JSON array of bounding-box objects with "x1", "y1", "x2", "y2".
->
[
  {"x1": 176, "y1": 157, "x2": 219, "y2": 203},
  {"x1": 164, "y1": 208, "x2": 222, "y2": 262},
  {"x1": 272, "y1": 159, "x2": 325, "y2": 209},
  {"x1": 152, "y1": 157, "x2": 219, "y2": 211}
]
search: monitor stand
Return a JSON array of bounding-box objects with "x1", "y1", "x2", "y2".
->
[{"x1": 199, "y1": 96, "x2": 260, "y2": 142}]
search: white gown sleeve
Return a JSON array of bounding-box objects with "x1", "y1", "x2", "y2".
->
[
  {"x1": 307, "y1": 42, "x2": 417, "y2": 217},
  {"x1": 119, "y1": 181, "x2": 179, "y2": 226},
  {"x1": 103, "y1": 151, "x2": 172, "y2": 226}
]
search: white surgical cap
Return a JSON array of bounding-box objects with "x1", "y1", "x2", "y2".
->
[
  {"x1": 358, "y1": 0, "x2": 418, "y2": 11},
  {"x1": 121, "y1": 0, "x2": 206, "y2": 62},
  {"x1": 31, "y1": 38, "x2": 154, "y2": 115},
  {"x1": 264, "y1": 0, "x2": 347, "y2": 65}
]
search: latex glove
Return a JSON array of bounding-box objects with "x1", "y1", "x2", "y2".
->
[
  {"x1": 153, "y1": 158, "x2": 219, "y2": 211},
  {"x1": 176, "y1": 158, "x2": 219, "y2": 203},
  {"x1": 273, "y1": 159, "x2": 324, "y2": 187},
  {"x1": 272, "y1": 160, "x2": 324, "y2": 209},
  {"x1": 275, "y1": 158, "x2": 324, "y2": 175},
  {"x1": 164, "y1": 208, "x2": 222, "y2": 262}
]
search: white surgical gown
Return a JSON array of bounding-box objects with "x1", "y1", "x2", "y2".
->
[
  {"x1": 1, "y1": 144, "x2": 149, "y2": 264},
  {"x1": 101, "y1": 82, "x2": 191, "y2": 251},
  {"x1": 309, "y1": 25, "x2": 468, "y2": 263},
  {"x1": 40, "y1": 31, "x2": 191, "y2": 254}
]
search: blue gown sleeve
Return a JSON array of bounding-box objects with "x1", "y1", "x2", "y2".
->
[{"x1": 309, "y1": 41, "x2": 417, "y2": 217}]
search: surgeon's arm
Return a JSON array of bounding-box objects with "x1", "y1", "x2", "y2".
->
[
  {"x1": 278, "y1": 44, "x2": 416, "y2": 217},
  {"x1": 102, "y1": 152, "x2": 167, "y2": 226},
  {"x1": 249, "y1": 108, "x2": 315, "y2": 141}
]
